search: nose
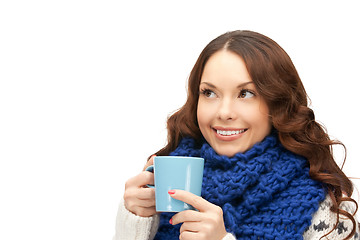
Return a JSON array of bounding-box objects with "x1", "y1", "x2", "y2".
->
[{"x1": 217, "y1": 98, "x2": 237, "y2": 121}]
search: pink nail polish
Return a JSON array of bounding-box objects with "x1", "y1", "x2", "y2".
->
[
  {"x1": 168, "y1": 190, "x2": 176, "y2": 195},
  {"x1": 169, "y1": 218, "x2": 173, "y2": 225}
]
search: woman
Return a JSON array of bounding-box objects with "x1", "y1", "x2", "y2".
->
[{"x1": 114, "y1": 30, "x2": 359, "y2": 239}]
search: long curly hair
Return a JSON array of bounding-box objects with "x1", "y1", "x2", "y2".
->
[{"x1": 154, "y1": 30, "x2": 357, "y2": 239}]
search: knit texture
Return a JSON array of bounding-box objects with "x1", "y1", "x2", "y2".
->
[{"x1": 154, "y1": 134, "x2": 326, "y2": 240}]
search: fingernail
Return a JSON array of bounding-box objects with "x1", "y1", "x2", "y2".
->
[
  {"x1": 168, "y1": 190, "x2": 176, "y2": 195},
  {"x1": 169, "y1": 218, "x2": 173, "y2": 225}
]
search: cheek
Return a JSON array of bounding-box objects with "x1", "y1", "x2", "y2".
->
[
  {"x1": 197, "y1": 101, "x2": 213, "y2": 133},
  {"x1": 241, "y1": 104, "x2": 271, "y2": 131},
  {"x1": 251, "y1": 106, "x2": 271, "y2": 135},
  {"x1": 197, "y1": 103, "x2": 207, "y2": 127}
]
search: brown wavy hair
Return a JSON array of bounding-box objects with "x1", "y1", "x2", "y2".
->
[{"x1": 154, "y1": 30, "x2": 358, "y2": 239}]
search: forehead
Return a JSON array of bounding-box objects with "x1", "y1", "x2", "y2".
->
[{"x1": 201, "y1": 50, "x2": 252, "y2": 85}]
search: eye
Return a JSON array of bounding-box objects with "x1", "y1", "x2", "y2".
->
[
  {"x1": 200, "y1": 89, "x2": 217, "y2": 98},
  {"x1": 239, "y1": 89, "x2": 255, "y2": 99}
]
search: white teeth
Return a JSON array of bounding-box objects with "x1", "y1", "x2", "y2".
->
[{"x1": 217, "y1": 129, "x2": 246, "y2": 136}]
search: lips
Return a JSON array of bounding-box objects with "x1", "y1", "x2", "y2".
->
[
  {"x1": 216, "y1": 129, "x2": 247, "y2": 136},
  {"x1": 213, "y1": 127, "x2": 248, "y2": 141}
]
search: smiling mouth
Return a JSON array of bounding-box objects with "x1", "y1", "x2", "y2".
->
[
  {"x1": 216, "y1": 129, "x2": 247, "y2": 136},
  {"x1": 213, "y1": 127, "x2": 248, "y2": 136}
]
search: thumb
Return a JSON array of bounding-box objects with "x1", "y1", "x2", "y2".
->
[{"x1": 142, "y1": 155, "x2": 156, "y2": 171}]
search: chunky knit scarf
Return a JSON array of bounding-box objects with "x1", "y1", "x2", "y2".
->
[{"x1": 154, "y1": 133, "x2": 326, "y2": 240}]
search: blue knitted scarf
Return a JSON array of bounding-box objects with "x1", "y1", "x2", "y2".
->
[{"x1": 154, "y1": 134, "x2": 326, "y2": 240}]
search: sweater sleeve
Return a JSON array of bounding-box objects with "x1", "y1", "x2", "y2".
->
[
  {"x1": 111, "y1": 198, "x2": 237, "y2": 240},
  {"x1": 303, "y1": 195, "x2": 359, "y2": 240},
  {"x1": 112, "y1": 198, "x2": 160, "y2": 240},
  {"x1": 222, "y1": 233, "x2": 237, "y2": 240}
]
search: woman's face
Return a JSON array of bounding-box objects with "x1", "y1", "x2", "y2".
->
[{"x1": 197, "y1": 50, "x2": 272, "y2": 157}]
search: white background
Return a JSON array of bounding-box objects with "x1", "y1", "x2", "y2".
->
[{"x1": 0, "y1": 1, "x2": 359, "y2": 239}]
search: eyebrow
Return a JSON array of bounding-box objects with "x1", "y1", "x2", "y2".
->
[{"x1": 200, "y1": 81, "x2": 254, "y2": 89}]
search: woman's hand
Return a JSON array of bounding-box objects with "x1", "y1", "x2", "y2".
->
[
  {"x1": 123, "y1": 155, "x2": 156, "y2": 217},
  {"x1": 169, "y1": 190, "x2": 227, "y2": 240}
]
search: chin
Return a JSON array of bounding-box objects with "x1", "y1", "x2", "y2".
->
[{"x1": 215, "y1": 146, "x2": 247, "y2": 157}]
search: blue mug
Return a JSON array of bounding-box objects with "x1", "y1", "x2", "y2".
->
[{"x1": 146, "y1": 156, "x2": 204, "y2": 212}]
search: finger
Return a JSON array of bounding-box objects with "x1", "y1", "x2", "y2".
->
[
  {"x1": 124, "y1": 196, "x2": 156, "y2": 216},
  {"x1": 126, "y1": 171, "x2": 154, "y2": 188},
  {"x1": 171, "y1": 210, "x2": 202, "y2": 225},
  {"x1": 137, "y1": 198, "x2": 156, "y2": 208},
  {"x1": 179, "y1": 231, "x2": 198, "y2": 240},
  {"x1": 143, "y1": 155, "x2": 155, "y2": 171},
  {"x1": 124, "y1": 198, "x2": 155, "y2": 210},
  {"x1": 124, "y1": 190, "x2": 155, "y2": 207},
  {"x1": 124, "y1": 187, "x2": 155, "y2": 205},
  {"x1": 180, "y1": 221, "x2": 202, "y2": 234},
  {"x1": 137, "y1": 187, "x2": 155, "y2": 200},
  {"x1": 169, "y1": 189, "x2": 211, "y2": 212},
  {"x1": 132, "y1": 206, "x2": 156, "y2": 218}
]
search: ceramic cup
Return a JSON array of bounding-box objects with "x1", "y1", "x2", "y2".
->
[{"x1": 146, "y1": 156, "x2": 204, "y2": 212}]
